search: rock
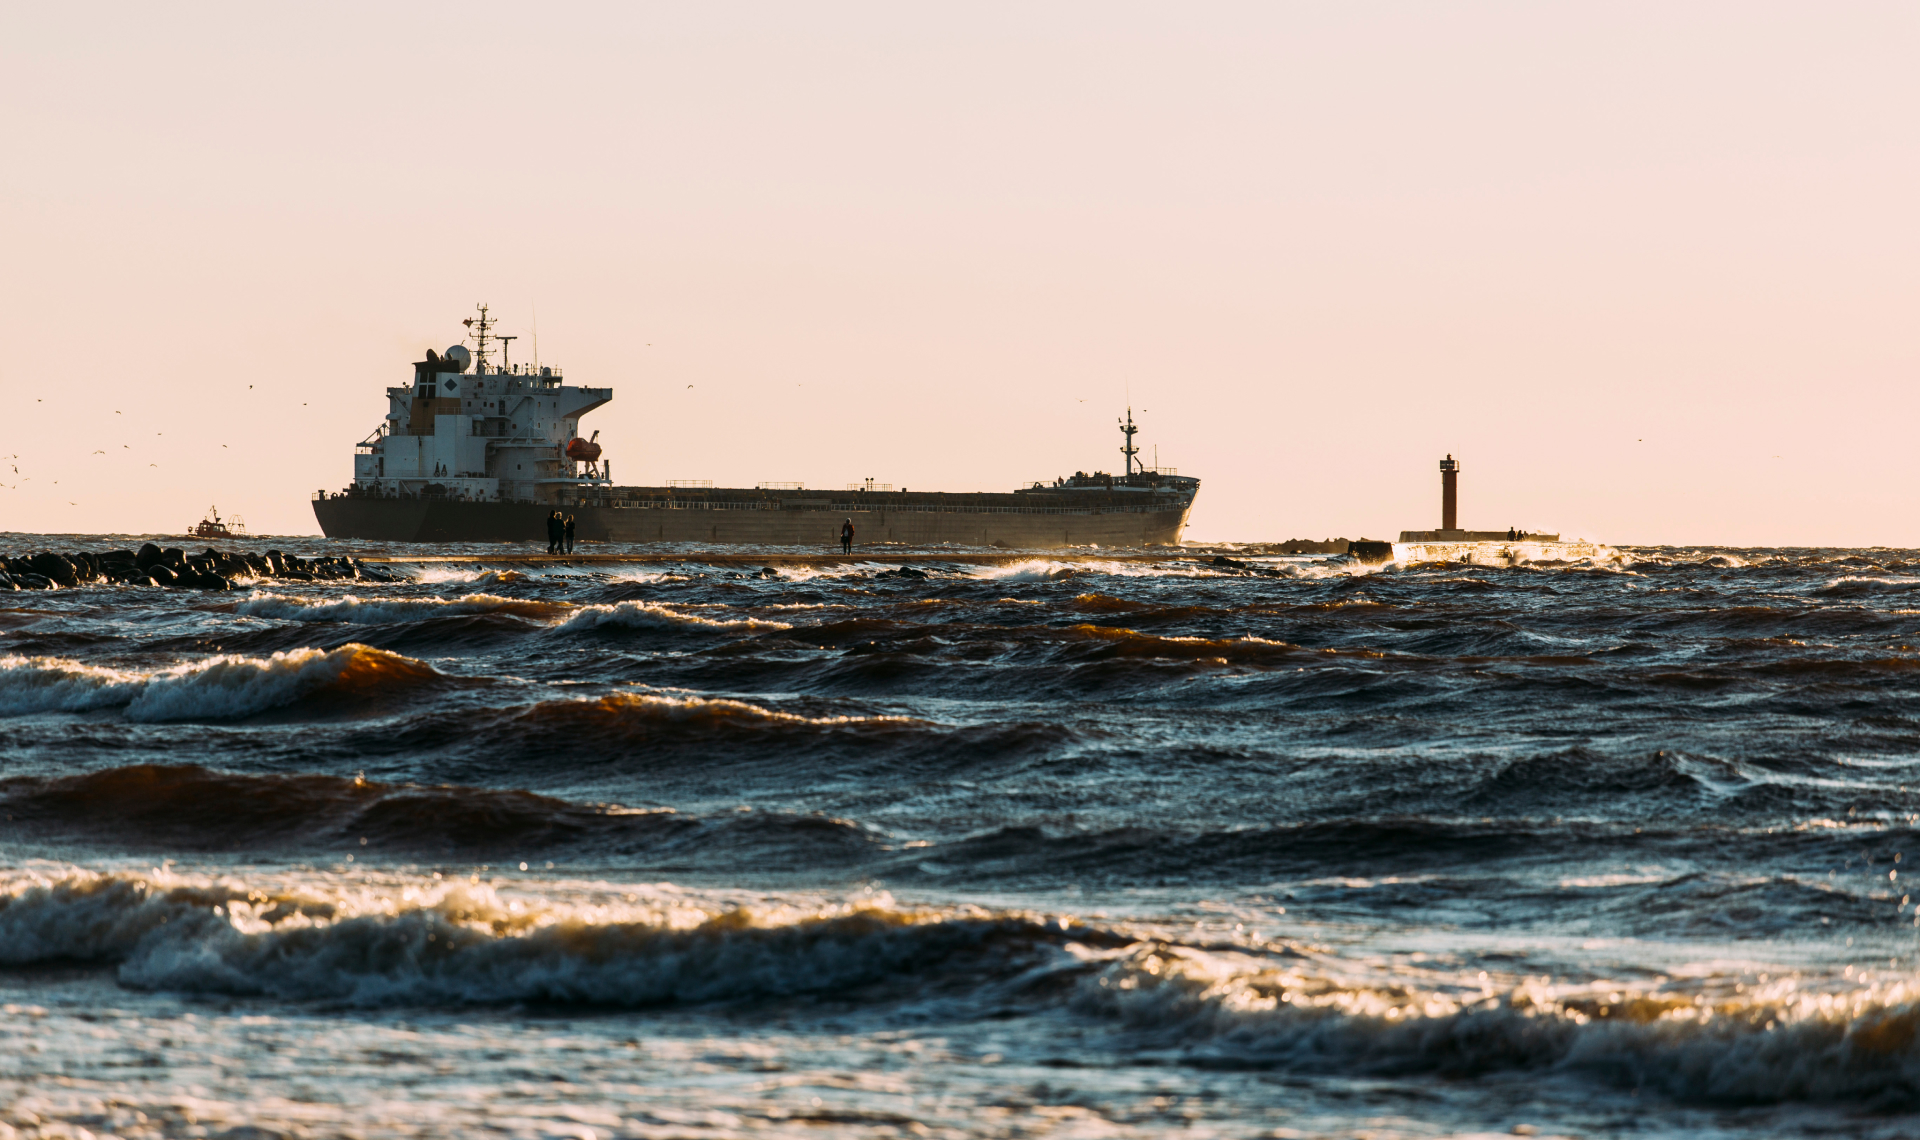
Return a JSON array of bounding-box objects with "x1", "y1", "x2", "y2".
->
[
  {"x1": 26, "y1": 552, "x2": 77, "y2": 587},
  {"x1": 0, "y1": 571, "x2": 13, "y2": 590},
  {"x1": 759, "y1": 567, "x2": 781, "y2": 579},
  {"x1": 135, "y1": 542, "x2": 164, "y2": 569},
  {"x1": 160, "y1": 547, "x2": 187, "y2": 571},
  {"x1": 147, "y1": 564, "x2": 179, "y2": 587},
  {"x1": 11, "y1": 572, "x2": 53, "y2": 589}
]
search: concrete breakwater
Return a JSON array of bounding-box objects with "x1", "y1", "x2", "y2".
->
[
  {"x1": 1382, "y1": 539, "x2": 1614, "y2": 566},
  {"x1": 0, "y1": 544, "x2": 401, "y2": 591}
]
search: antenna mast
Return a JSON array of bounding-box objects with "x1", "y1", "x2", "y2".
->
[
  {"x1": 1118, "y1": 407, "x2": 1141, "y2": 476},
  {"x1": 462, "y1": 303, "x2": 496, "y2": 372}
]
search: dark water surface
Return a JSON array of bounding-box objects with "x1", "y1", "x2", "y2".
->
[{"x1": 4, "y1": 535, "x2": 1920, "y2": 1138}]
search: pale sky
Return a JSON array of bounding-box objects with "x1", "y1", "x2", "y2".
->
[{"x1": 2, "y1": 3, "x2": 1915, "y2": 545}]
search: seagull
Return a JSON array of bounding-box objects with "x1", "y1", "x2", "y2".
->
[
  {"x1": 149, "y1": 464, "x2": 157, "y2": 467},
  {"x1": 92, "y1": 450, "x2": 103, "y2": 454}
]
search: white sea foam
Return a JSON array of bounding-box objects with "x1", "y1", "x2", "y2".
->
[
  {"x1": 1825, "y1": 575, "x2": 1920, "y2": 591},
  {"x1": 554, "y1": 601, "x2": 792, "y2": 633},
  {"x1": 0, "y1": 645, "x2": 437, "y2": 721},
  {"x1": 570, "y1": 690, "x2": 909, "y2": 727},
  {"x1": 236, "y1": 590, "x2": 562, "y2": 624},
  {"x1": 973, "y1": 559, "x2": 1229, "y2": 583},
  {"x1": 0, "y1": 655, "x2": 145, "y2": 715},
  {"x1": 1067, "y1": 941, "x2": 1920, "y2": 1104}
]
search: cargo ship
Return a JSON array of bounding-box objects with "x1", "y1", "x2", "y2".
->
[{"x1": 312, "y1": 308, "x2": 1200, "y2": 546}]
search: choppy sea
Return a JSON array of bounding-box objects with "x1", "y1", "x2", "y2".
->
[{"x1": 4, "y1": 535, "x2": 1920, "y2": 1139}]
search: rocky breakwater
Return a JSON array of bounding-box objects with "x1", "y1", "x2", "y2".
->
[{"x1": 0, "y1": 544, "x2": 403, "y2": 591}]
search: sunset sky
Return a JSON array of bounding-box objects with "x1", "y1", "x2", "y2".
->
[{"x1": 3, "y1": 3, "x2": 1915, "y2": 545}]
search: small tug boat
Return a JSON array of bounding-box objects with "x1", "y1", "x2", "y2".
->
[{"x1": 188, "y1": 506, "x2": 248, "y2": 540}]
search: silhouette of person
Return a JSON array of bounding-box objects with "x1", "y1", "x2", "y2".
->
[
  {"x1": 840, "y1": 518, "x2": 855, "y2": 555},
  {"x1": 564, "y1": 514, "x2": 577, "y2": 554}
]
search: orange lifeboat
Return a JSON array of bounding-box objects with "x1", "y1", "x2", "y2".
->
[{"x1": 566, "y1": 437, "x2": 602, "y2": 462}]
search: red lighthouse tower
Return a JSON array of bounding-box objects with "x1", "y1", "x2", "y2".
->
[{"x1": 1439, "y1": 454, "x2": 1459, "y2": 533}]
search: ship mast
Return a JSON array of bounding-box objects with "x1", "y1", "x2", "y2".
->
[
  {"x1": 1118, "y1": 407, "x2": 1140, "y2": 476},
  {"x1": 462, "y1": 303, "x2": 496, "y2": 372}
]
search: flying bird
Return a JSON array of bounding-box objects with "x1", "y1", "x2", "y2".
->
[{"x1": 92, "y1": 450, "x2": 103, "y2": 454}]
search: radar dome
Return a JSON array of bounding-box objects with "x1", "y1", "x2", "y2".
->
[{"x1": 443, "y1": 344, "x2": 472, "y2": 372}]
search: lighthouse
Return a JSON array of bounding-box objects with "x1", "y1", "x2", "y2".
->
[{"x1": 1440, "y1": 454, "x2": 1458, "y2": 533}]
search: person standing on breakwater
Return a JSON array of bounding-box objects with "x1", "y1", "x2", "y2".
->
[
  {"x1": 840, "y1": 518, "x2": 855, "y2": 555},
  {"x1": 546, "y1": 511, "x2": 562, "y2": 553},
  {"x1": 564, "y1": 514, "x2": 577, "y2": 554}
]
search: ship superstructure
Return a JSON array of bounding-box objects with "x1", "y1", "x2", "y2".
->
[
  {"x1": 351, "y1": 305, "x2": 611, "y2": 504},
  {"x1": 316, "y1": 309, "x2": 1199, "y2": 546}
]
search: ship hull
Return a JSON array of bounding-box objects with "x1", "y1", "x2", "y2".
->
[{"x1": 312, "y1": 497, "x2": 1193, "y2": 547}]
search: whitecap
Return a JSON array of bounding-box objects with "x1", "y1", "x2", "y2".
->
[{"x1": 554, "y1": 602, "x2": 791, "y2": 634}]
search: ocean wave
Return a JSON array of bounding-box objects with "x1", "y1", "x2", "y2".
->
[
  {"x1": 7, "y1": 869, "x2": 1920, "y2": 1106},
  {"x1": 0, "y1": 764, "x2": 687, "y2": 854},
  {"x1": 554, "y1": 601, "x2": 793, "y2": 634},
  {"x1": 1070, "y1": 942, "x2": 1920, "y2": 1106},
  {"x1": 1819, "y1": 575, "x2": 1920, "y2": 596},
  {"x1": 235, "y1": 590, "x2": 565, "y2": 624},
  {"x1": 0, "y1": 645, "x2": 443, "y2": 721},
  {"x1": 973, "y1": 559, "x2": 1224, "y2": 583},
  {"x1": 1062, "y1": 624, "x2": 1313, "y2": 664},
  {"x1": 0, "y1": 872, "x2": 1085, "y2": 1007},
  {"x1": 492, "y1": 690, "x2": 916, "y2": 738}
]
